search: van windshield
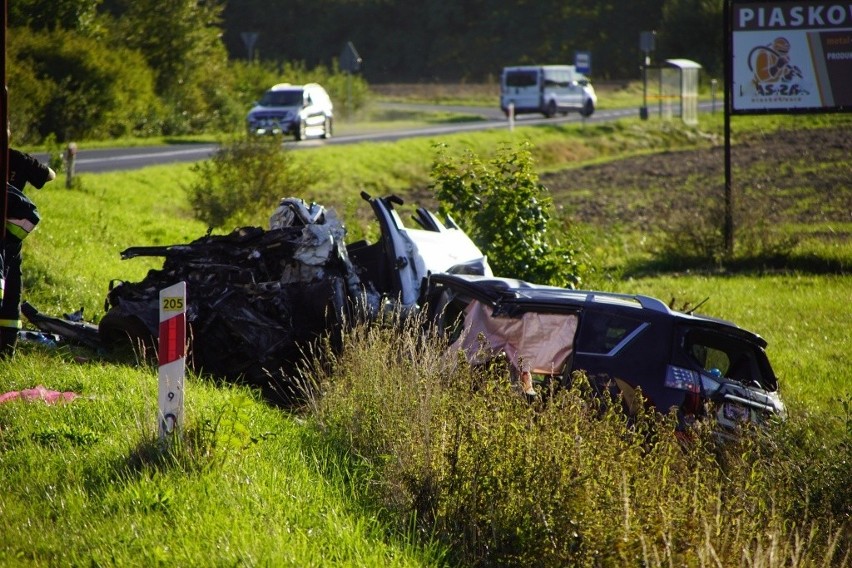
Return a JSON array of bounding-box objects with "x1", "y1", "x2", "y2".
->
[{"x1": 543, "y1": 69, "x2": 572, "y2": 88}]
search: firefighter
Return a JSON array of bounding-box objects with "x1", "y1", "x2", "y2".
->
[{"x1": 1, "y1": 149, "x2": 55, "y2": 357}]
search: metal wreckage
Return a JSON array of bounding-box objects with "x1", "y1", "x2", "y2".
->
[
  {"x1": 24, "y1": 192, "x2": 492, "y2": 396},
  {"x1": 24, "y1": 192, "x2": 785, "y2": 432}
]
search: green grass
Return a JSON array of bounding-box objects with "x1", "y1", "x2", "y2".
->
[
  {"x1": 2, "y1": 111, "x2": 850, "y2": 566},
  {"x1": 0, "y1": 358, "x2": 441, "y2": 566}
]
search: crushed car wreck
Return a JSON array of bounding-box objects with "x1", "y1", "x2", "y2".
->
[
  {"x1": 22, "y1": 192, "x2": 784, "y2": 433},
  {"x1": 421, "y1": 273, "x2": 786, "y2": 431},
  {"x1": 94, "y1": 193, "x2": 490, "y2": 392}
]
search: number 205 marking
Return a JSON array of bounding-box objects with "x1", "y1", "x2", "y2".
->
[{"x1": 162, "y1": 297, "x2": 184, "y2": 312}]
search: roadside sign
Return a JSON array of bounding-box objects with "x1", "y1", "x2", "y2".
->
[
  {"x1": 575, "y1": 51, "x2": 591, "y2": 75},
  {"x1": 240, "y1": 32, "x2": 259, "y2": 61},
  {"x1": 729, "y1": 0, "x2": 852, "y2": 114},
  {"x1": 340, "y1": 41, "x2": 362, "y2": 73},
  {"x1": 640, "y1": 31, "x2": 656, "y2": 54},
  {"x1": 158, "y1": 281, "x2": 186, "y2": 440}
]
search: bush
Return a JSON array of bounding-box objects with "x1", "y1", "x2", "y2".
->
[
  {"x1": 430, "y1": 142, "x2": 583, "y2": 287},
  {"x1": 186, "y1": 134, "x2": 321, "y2": 229},
  {"x1": 7, "y1": 27, "x2": 161, "y2": 143},
  {"x1": 654, "y1": 185, "x2": 799, "y2": 268}
]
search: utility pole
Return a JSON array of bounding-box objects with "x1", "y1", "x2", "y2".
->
[{"x1": 2, "y1": 0, "x2": 9, "y2": 243}]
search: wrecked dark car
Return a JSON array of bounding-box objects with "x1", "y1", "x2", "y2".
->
[
  {"x1": 421, "y1": 273, "x2": 786, "y2": 432},
  {"x1": 95, "y1": 193, "x2": 491, "y2": 392}
]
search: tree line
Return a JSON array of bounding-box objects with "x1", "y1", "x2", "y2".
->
[
  {"x1": 6, "y1": 0, "x2": 722, "y2": 144},
  {"x1": 221, "y1": 0, "x2": 725, "y2": 82}
]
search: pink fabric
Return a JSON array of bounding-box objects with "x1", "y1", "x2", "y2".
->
[
  {"x1": 0, "y1": 385, "x2": 80, "y2": 405},
  {"x1": 451, "y1": 300, "x2": 578, "y2": 375}
]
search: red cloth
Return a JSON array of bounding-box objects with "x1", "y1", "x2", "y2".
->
[{"x1": 0, "y1": 385, "x2": 80, "y2": 404}]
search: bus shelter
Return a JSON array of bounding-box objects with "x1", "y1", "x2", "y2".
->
[{"x1": 648, "y1": 59, "x2": 702, "y2": 125}]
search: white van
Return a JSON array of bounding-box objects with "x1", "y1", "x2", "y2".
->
[{"x1": 500, "y1": 65, "x2": 596, "y2": 118}]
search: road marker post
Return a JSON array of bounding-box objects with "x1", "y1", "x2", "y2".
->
[{"x1": 158, "y1": 281, "x2": 186, "y2": 441}]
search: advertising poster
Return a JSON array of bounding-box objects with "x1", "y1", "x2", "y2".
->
[{"x1": 731, "y1": 1, "x2": 852, "y2": 113}]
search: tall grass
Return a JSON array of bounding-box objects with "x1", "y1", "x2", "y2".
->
[{"x1": 308, "y1": 311, "x2": 850, "y2": 567}]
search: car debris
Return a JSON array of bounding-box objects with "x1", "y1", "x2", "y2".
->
[
  {"x1": 23, "y1": 193, "x2": 491, "y2": 396},
  {"x1": 421, "y1": 273, "x2": 786, "y2": 432}
]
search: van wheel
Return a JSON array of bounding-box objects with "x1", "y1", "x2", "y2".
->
[
  {"x1": 545, "y1": 100, "x2": 558, "y2": 118},
  {"x1": 322, "y1": 117, "x2": 332, "y2": 139},
  {"x1": 295, "y1": 120, "x2": 306, "y2": 141},
  {"x1": 580, "y1": 100, "x2": 595, "y2": 117}
]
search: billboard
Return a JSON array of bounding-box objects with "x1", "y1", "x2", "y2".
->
[{"x1": 730, "y1": 1, "x2": 852, "y2": 113}]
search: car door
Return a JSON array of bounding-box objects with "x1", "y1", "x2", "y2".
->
[
  {"x1": 357, "y1": 193, "x2": 491, "y2": 307},
  {"x1": 501, "y1": 68, "x2": 541, "y2": 114}
]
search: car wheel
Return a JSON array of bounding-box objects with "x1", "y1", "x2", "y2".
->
[
  {"x1": 295, "y1": 120, "x2": 306, "y2": 141},
  {"x1": 545, "y1": 100, "x2": 558, "y2": 118},
  {"x1": 322, "y1": 116, "x2": 332, "y2": 139},
  {"x1": 580, "y1": 99, "x2": 595, "y2": 117}
]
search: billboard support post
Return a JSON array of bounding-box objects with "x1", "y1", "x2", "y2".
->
[{"x1": 724, "y1": 0, "x2": 734, "y2": 257}]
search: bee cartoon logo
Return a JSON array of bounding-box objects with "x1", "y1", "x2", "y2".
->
[{"x1": 747, "y1": 37, "x2": 809, "y2": 97}]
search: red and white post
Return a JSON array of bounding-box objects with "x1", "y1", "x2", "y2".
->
[{"x1": 158, "y1": 281, "x2": 186, "y2": 440}]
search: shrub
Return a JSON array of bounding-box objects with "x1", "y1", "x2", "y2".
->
[
  {"x1": 186, "y1": 134, "x2": 321, "y2": 229},
  {"x1": 654, "y1": 186, "x2": 799, "y2": 267},
  {"x1": 430, "y1": 142, "x2": 583, "y2": 287},
  {"x1": 7, "y1": 27, "x2": 161, "y2": 143}
]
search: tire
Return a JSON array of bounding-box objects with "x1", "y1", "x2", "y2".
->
[
  {"x1": 544, "y1": 100, "x2": 558, "y2": 118},
  {"x1": 295, "y1": 120, "x2": 306, "y2": 141},
  {"x1": 322, "y1": 116, "x2": 333, "y2": 139},
  {"x1": 580, "y1": 99, "x2": 595, "y2": 117}
]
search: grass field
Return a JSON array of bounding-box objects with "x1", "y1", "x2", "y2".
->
[{"x1": 1, "y1": 110, "x2": 849, "y2": 566}]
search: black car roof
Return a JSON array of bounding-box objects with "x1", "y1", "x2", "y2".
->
[{"x1": 426, "y1": 273, "x2": 768, "y2": 348}]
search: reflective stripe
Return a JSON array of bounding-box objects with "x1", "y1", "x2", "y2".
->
[
  {"x1": 0, "y1": 319, "x2": 22, "y2": 329},
  {"x1": 7, "y1": 218, "x2": 35, "y2": 240}
]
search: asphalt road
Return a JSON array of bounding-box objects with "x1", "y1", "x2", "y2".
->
[{"x1": 33, "y1": 102, "x2": 718, "y2": 174}]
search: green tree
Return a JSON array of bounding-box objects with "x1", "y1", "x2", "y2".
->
[
  {"x1": 7, "y1": 28, "x2": 161, "y2": 143},
  {"x1": 9, "y1": 0, "x2": 105, "y2": 35},
  {"x1": 659, "y1": 0, "x2": 724, "y2": 75},
  {"x1": 430, "y1": 142, "x2": 582, "y2": 287},
  {"x1": 109, "y1": 0, "x2": 239, "y2": 133}
]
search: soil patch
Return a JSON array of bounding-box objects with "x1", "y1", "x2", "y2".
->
[{"x1": 541, "y1": 126, "x2": 851, "y2": 231}]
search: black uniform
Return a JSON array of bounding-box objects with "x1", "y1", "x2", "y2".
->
[{"x1": 1, "y1": 149, "x2": 51, "y2": 357}]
